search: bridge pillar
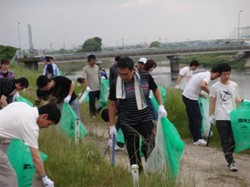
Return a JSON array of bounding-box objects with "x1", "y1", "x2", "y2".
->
[
  {"x1": 167, "y1": 55, "x2": 180, "y2": 80},
  {"x1": 17, "y1": 57, "x2": 41, "y2": 71},
  {"x1": 244, "y1": 51, "x2": 250, "y2": 69}
]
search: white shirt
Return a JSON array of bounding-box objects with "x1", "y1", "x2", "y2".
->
[
  {"x1": 183, "y1": 71, "x2": 211, "y2": 100},
  {"x1": 210, "y1": 80, "x2": 240, "y2": 120},
  {"x1": 0, "y1": 102, "x2": 39, "y2": 148},
  {"x1": 179, "y1": 66, "x2": 193, "y2": 90}
]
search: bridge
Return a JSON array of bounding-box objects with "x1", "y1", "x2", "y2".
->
[{"x1": 17, "y1": 45, "x2": 250, "y2": 78}]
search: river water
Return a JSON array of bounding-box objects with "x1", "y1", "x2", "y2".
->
[{"x1": 68, "y1": 65, "x2": 250, "y2": 99}]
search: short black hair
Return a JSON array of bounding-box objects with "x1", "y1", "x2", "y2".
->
[
  {"x1": 1, "y1": 58, "x2": 10, "y2": 65},
  {"x1": 37, "y1": 75, "x2": 50, "y2": 88},
  {"x1": 44, "y1": 56, "x2": 53, "y2": 62},
  {"x1": 77, "y1": 77, "x2": 84, "y2": 84},
  {"x1": 87, "y1": 54, "x2": 96, "y2": 61},
  {"x1": 36, "y1": 88, "x2": 49, "y2": 100},
  {"x1": 117, "y1": 57, "x2": 134, "y2": 71},
  {"x1": 115, "y1": 56, "x2": 121, "y2": 62},
  {"x1": 189, "y1": 60, "x2": 199, "y2": 67},
  {"x1": 15, "y1": 77, "x2": 29, "y2": 88},
  {"x1": 101, "y1": 108, "x2": 109, "y2": 122},
  {"x1": 217, "y1": 63, "x2": 231, "y2": 74},
  {"x1": 38, "y1": 103, "x2": 61, "y2": 124}
]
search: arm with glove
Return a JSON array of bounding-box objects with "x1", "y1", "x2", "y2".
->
[
  {"x1": 64, "y1": 80, "x2": 75, "y2": 103},
  {"x1": 209, "y1": 96, "x2": 216, "y2": 125},
  {"x1": 30, "y1": 147, "x2": 54, "y2": 187},
  {"x1": 153, "y1": 88, "x2": 167, "y2": 118},
  {"x1": 108, "y1": 100, "x2": 118, "y2": 146}
]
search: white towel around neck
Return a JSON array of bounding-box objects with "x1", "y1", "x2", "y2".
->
[{"x1": 116, "y1": 70, "x2": 147, "y2": 110}]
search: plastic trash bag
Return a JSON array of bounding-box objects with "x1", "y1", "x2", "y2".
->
[
  {"x1": 145, "y1": 117, "x2": 185, "y2": 180},
  {"x1": 199, "y1": 97, "x2": 213, "y2": 138},
  {"x1": 59, "y1": 103, "x2": 88, "y2": 139},
  {"x1": 146, "y1": 89, "x2": 184, "y2": 180},
  {"x1": 7, "y1": 140, "x2": 47, "y2": 187},
  {"x1": 231, "y1": 101, "x2": 250, "y2": 152},
  {"x1": 15, "y1": 95, "x2": 33, "y2": 106},
  {"x1": 99, "y1": 79, "x2": 109, "y2": 109},
  {"x1": 79, "y1": 90, "x2": 89, "y2": 104}
]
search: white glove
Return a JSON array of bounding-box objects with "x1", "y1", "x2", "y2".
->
[
  {"x1": 158, "y1": 105, "x2": 167, "y2": 118},
  {"x1": 42, "y1": 176, "x2": 54, "y2": 187},
  {"x1": 175, "y1": 85, "x2": 180, "y2": 89},
  {"x1": 64, "y1": 95, "x2": 71, "y2": 103},
  {"x1": 109, "y1": 125, "x2": 117, "y2": 138},
  {"x1": 200, "y1": 90, "x2": 209, "y2": 99},
  {"x1": 209, "y1": 115, "x2": 216, "y2": 125},
  {"x1": 86, "y1": 86, "x2": 91, "y2": 92}
]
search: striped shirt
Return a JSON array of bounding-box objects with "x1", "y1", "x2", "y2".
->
[
  {"x1": 0, "y1": 78, "x2": 15, "y2": 97},
  {"x1": 109, "y1": 70, "x2": 157, "y2": 125}
]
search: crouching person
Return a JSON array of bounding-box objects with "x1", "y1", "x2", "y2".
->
[{"x1": 0, "y1": 102, "x2": 61, "y2": 187}]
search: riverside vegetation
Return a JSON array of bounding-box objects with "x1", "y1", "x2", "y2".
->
[{"x1": 10, "y1": 52, "x2": 249, "y2": 186}]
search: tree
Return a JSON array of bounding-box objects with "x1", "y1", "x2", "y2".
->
[
  {"x1": 82, "y1": 37, "x2": 102, "y2": 52},
  {"x1": 0, "y1": 45, "x2": 17, "y2": 60},
  {"x1": 150, "y1": 41, "x2": 161, "y2": 48}
]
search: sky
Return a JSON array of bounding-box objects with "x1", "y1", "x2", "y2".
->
[{"x1": 0, "y1": 0, "x2": 250, "y2": 50}]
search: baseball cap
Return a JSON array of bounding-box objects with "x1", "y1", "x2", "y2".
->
[{"x1": 138, "y1": 57, "x2": 147, "y2": 64}]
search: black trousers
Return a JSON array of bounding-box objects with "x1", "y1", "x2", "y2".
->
[
  {"x1": 88, "y1": 90, "x2": 100, "y2": 116},
  {"x1": 121, "y1": 121, "x2": 154, "y2": 173},
  {"x1": 182, "y1": 95, "x2": 202, "y2": 142},
  {"x1": 216, "y1": 120, "x2": 235, "y2": 164}
]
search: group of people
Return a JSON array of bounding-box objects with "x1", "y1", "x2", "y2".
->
[
  {"x1": 0, "y1": 58, "x2": 62, "y2": 187},
  {"x1": 175, "y1": 61, "x2": 247, "y2": 172},
  {"x1": 0, "y1": 53, "x2": 247, "y2": 187}
]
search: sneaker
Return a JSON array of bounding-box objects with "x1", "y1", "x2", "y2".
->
[
  {"x1": 193, "y1": 139, "x2": 207, "y2": 146},
  {"x1": 114, "y1": 144, "x2": 125, "y2": 151},
  {"x1": 228, "y1": 162, "x2": 238, "y2": 172}
]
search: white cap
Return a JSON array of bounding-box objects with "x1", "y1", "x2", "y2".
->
[{"x1": 138, "y1": 57, "x2": 147, "y2": 64}]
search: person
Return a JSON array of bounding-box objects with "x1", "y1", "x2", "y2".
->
[
  {"x1": 136, "y1": 57, "x2": 147, "y2": 70},
  {"x1": 144, "y1": 59, "x2": 158, "y2": 121},
  {"x1": 42, "y1": 56, "x2": 59, "y2": 79},
  {"x1": 76, "y1": 77, "x2": 85, "y2": 96},
  {"x1": 108, "y1": 56, "x2": 167, "y2": 173},
  {"x1": 0, "y1": 59, "x2": 16, "y2": 103},
  {"x1": 0, "y1": 102, "x2": 61, "y2": 187},
  {"x1": 82, "y1": 54, "x2": 100, "y2": 117},
  {"x1": 109, "y1": 56, "x2": 121, "y2": 86},
  {"x1": 0, "y1": 59, "x2": 15, "y2": 79},
  {"x1": 99, "y1": 67, "x2": 108, "y2": 79},
  {"x1": 209, "y1": 63, "x2": 244, "y2": 172},
  {"x1": 182, "y1": 65, "x2": 222, "y2": 146},
  {"x1": 144, "y1": 59, "x2": 157, "y2": 72},
  {"x1": 175, "y1": 60, "x2": 200, "y2": 90},
  {"x1": 0, "y1": 77, "x2": 29, "y2": 108},
  {"x1": 35, "y1": 75, "x2": 80, "y2": 118}
]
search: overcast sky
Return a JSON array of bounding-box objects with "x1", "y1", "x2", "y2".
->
[{"x1": 1, "y1": 0, "x2": 249, "y2": 50}]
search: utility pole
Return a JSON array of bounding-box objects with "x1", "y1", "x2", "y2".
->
[
  {"x1": 238, "y1": 10, "x2": 243, "y2": 40},
  {"x1": 17, "y1": 22, "x2": 22, "y2": 58}
]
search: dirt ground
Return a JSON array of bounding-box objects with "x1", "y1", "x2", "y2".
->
[{"x1": 90, "y1": 126, "x2": 250, "y2": 187}]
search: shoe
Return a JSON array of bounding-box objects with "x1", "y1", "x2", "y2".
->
[
  {"x1": 228, "y1": 162, "x2": 238, "y2": 172},
  {"x1": 114, "y1": 144, "x2": 125, "y2": 151},
  {"x1": 193, "y1": 139, "x2": 207, "y2": 146}
]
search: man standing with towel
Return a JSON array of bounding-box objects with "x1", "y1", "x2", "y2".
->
[{"x1": 108, "y1": 56, "x2": 167, "y2": 173}]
